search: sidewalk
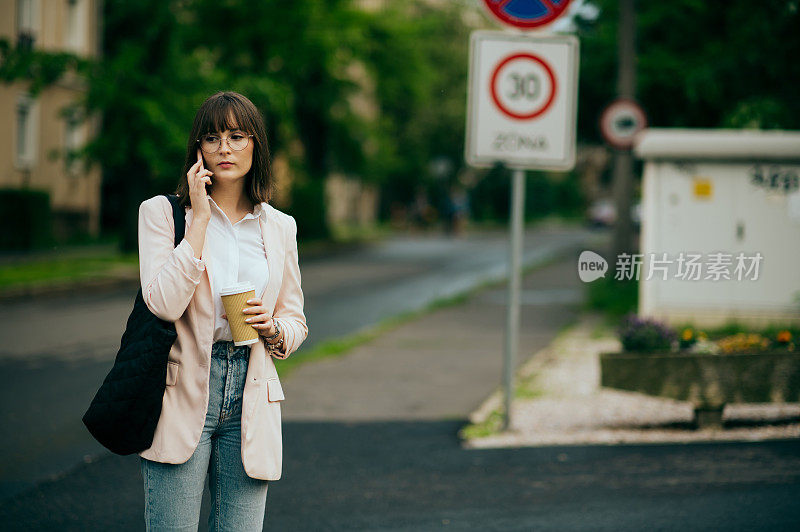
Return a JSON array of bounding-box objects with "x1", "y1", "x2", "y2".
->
[
  {"x1": 281, "y1": 244, "x2": 588, "y2": 422},
  {"x1": 463, "y1": 313, "x2": 800, "y2": 449}
]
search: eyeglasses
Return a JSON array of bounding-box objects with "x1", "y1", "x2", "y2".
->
[{"x1": 197, "y1": 132, "x2": 254, "y2": 153}]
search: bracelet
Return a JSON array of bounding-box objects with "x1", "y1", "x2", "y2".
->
[
  {"x1": 264, "y1": 320, "x2": 281, "y2": 341},
  {"x1": 264, "y1": 336, "x2": 284, "y2": 355}
]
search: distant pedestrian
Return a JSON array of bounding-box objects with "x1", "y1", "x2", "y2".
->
[
  {"x1": 137, "y1": 91, "x2": 308, "y2": 529},
  {"x1": 445, "y1": 184, "x2": 470, "y2": 236}
]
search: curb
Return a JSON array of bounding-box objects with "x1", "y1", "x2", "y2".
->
[{"x1": 464, "y1": 322, "x2": 574, "y2": 427}]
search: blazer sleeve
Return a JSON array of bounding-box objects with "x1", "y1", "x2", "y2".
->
[
  {"x1": 138, "y1": 196, "x2": 206, "y2": 322},
  {"x1": 271, "y1": 215, "x2": 308, "y2": 359}
]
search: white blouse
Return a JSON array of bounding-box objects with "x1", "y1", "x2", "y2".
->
[{"x1": 187, "y1": 197, "x2": 270, "y2": 343}]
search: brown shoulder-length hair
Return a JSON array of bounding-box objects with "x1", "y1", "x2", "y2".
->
[{"x1": 175, "y1": 91, "x2": 273, "y2": 209}]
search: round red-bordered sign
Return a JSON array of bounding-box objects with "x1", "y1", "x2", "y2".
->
[
  {"x1": 599, "y1": 98, "x2": 647, "y2": 149},
  {"x1": 490, "y1": 52, "x2": 557, "y2": 120},
  {"x1": 482, "y1": 0, "x2": 572, "y2": 30}
]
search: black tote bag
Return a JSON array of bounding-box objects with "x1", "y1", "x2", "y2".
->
[{"x1": 82, "y1": 194, "x2": 186, "y2": 455}]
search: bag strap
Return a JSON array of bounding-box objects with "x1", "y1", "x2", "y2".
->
[{"x1": 163, "y1": 194, "x2": 186, "y2": 248}]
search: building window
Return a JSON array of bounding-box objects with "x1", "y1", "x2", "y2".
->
[
  {"x1": 16, "y1": 0, "x2": 40, "y2": 51},
  {"x1": 66, "y1": 0, "x2": 87, "y2": 54},
  {"x1": 64, "y1": 113, "x2": 85, "y2": 176},
  {"x1": 16, "y1": 94, "x2": 39, "y2": 170}
]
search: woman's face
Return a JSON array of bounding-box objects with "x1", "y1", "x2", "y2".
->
[{"x1": 199, "y1": 116, "x2": 254, "y2": 184}]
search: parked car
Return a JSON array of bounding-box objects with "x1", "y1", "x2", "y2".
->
[{"x1": 587, "y1": 198, "x2": 641, "y2": 229}]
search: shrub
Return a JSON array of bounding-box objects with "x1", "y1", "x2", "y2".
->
[
  {"x1": 585, "y1": 276, "x2": 638, "y2": 318},
  {"x1": 618, "y1": 313, "x2": 677, "y2": 353},
  {"x1": 0, "y1": 189, "x2": 53, "y2": 250}
]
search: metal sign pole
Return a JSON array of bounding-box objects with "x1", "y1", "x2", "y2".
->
[
  {"x1": 465, "y1": 29, "x2": 578, "y2": 434},
  {"x1": 502, "y1": 167, "x2": 525, "y2": 431}
]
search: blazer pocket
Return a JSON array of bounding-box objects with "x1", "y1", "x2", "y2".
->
[
  {"x1": 166, "y1": 361, "x2": 180, "y2": 386},
  {"x1": 266, "y1": 378, "x2": 285, "y2": 402}
]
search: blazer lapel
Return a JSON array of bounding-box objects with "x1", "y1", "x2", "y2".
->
[{"x1": 259, "y1": 203, "x2": 284, "y2": 311}]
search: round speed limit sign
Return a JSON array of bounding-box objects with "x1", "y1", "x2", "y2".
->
[
  {"x1": 465, "y1": 31, "x2": 578, "y2": 170},
  {"x1": 490, "y1": 53, "x2": 557, "y2": 120}
]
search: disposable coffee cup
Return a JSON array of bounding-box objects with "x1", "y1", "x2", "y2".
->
[{"x1": 220, "y1": 282, "x2": 260, "y2": 346}]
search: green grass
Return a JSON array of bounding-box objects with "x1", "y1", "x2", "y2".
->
[
  {"x1": 329, "y1": 221, "x2": 394, "y2": 243},
  {"x1": 457, "y1": 374, "x2": 546, "y2": 441},
  {"x1": 0, "y1": 253, "x2": 139, "y2": 289},
  {"x1": 590, "y1": 319, "x2": 615, "y2": 339},
  {"x1": 457, "y1": 362, "x2": 548, "y2": 442},
  {"x1": 459, "y1": 409, "x2": 505, "y2": 440},
  {"x1": 583, "y1": 276, "x2": 638, "y2": 326},
  {"x1": 0, "y1": 221, "x2": 395, "y2": 291},
  {"x1": 515, "y1": 374, "x2": 545, "y2": 400}
]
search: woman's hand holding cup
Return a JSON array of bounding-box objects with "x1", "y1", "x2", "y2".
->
[{"x1": 222, "y1": 297, "x2": 278, "y2": 338}]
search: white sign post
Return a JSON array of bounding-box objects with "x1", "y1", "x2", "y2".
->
[{"x1": 465, "y1": 30, "x2": 579, "y2": 431}]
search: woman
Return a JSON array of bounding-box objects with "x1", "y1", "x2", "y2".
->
[{"x1": 137, "y1": 91, "x2": 307, "y2": 530}]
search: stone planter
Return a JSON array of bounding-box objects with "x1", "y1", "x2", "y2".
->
[{"x1": 600, "y1": 351, "x2": 800, "y2": 429}]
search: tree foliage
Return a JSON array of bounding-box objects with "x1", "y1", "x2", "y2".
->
[
  {"x1": 6, "y1": 0, "x2": 797, "y2": 249},
  {"x1": 1, "y1": 0, "x2": 478, "y2": 246},
  {"x1": 361, "y1": 2, "x2": 472, "y2": 214},
  {"x1": 577, "y1": 0, "x2": 800, "y2": 140}
]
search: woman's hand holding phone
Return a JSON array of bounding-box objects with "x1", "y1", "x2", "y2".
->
[{"x1": 188, "y1": 148, "x2": 213, "y2": 221}]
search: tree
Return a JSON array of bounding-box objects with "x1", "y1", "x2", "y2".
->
[
  {"x1": 83, "y1": 0, "x2": 211, "y2": 251},
  {"x1": 185, "y1": 0, "x2": 374, "y2": 239},
  {"x1": 360, "y1": 2, "x2": 472, "y2": 218}
]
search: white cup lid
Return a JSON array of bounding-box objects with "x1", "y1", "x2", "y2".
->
[{"x1": 220, "y1": 281, "x2": 255, "y2": 296}]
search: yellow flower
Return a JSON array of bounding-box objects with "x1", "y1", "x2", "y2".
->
[
  {"x1": 716, "y1": 332, "x2": 770, "y2": 353},
  {"x1": 682, "y1": 329, "x2": 694, "y2": 341},
  {"x1": 777, "y1": 330, "x2": 792, "y2": 343}
]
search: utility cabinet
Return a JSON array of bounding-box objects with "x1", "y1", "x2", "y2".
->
[{"x1": 634, "y1": 129, "x2": 800, "y2": 327}]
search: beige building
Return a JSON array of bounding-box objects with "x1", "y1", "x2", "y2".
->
[
  {"x1": 324, "y1": 58, "x2": 379, "y2": 229},
  {"x1": 0, "y1": 0, "x2": 102, "y2": 243}
]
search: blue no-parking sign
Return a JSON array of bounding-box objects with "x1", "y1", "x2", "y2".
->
[{"x1": 482, "y1": 0, "x2": 572, "y2": 30}]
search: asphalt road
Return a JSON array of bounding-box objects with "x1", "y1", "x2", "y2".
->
[
  {"x1": 1, "y1": 225, "x2": 798, "y2": 530},
  {"x1": 0, "y1": 226, "x2": 593, "y2": 501},
  {"x1": 1, "y1": 421, "x2": 798, "y2": 530}
]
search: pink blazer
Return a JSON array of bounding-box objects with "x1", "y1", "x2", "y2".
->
[{"x1": 136, "y1": 195, "x2": 308, "y2": 480}]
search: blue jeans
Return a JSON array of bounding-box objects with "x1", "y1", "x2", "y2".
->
[{"x1": 140, "y1": 341, "x2": 269, "y2": 531}]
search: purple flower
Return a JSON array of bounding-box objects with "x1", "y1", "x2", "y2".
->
[{"x1": 618, "y1": 313, "x2": 677, "y2": 353}]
